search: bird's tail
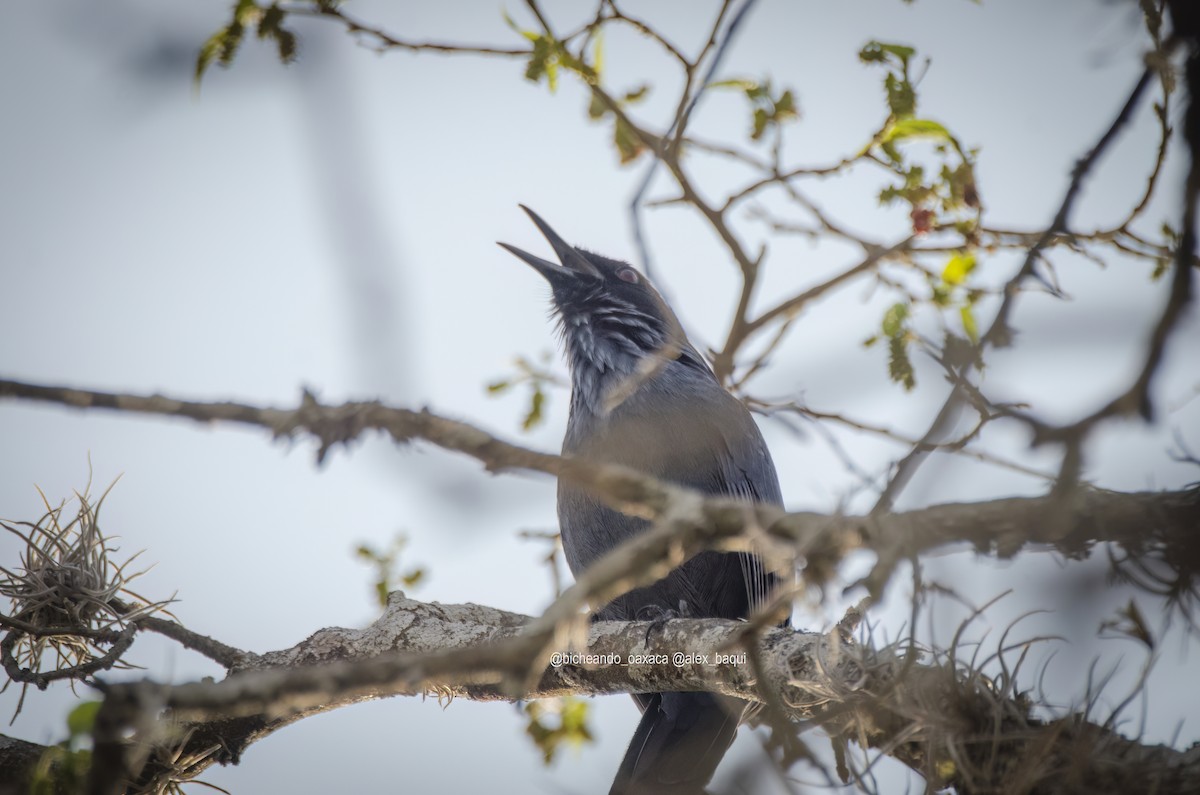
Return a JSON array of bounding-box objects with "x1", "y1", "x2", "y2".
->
[{"x1": 608, "y1": 692, "x2": 740, "y2": 795}]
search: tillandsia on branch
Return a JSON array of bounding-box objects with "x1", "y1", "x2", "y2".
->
[
  {"x1": 0, "y1": 479, "x2": 175, "y2": 712},
  {"x1": 6, "y1": 592, "x2": 1199, "y2": 795}
]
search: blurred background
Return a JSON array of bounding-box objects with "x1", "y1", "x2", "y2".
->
[{"x1": 2, "y1": 1, "x2": 1198, "y2": 792}]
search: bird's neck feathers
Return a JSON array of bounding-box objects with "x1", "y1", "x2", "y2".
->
[
  {"x1": 558, "y1": 305, "x2": 662, "y2": 414},
  {"x1": 557, "y1": 299, "x2": 713, "y2": 418}
]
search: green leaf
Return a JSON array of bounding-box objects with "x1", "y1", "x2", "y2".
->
[
  {"x1": 233, "y1": 0, "x2": 261, "y2": 25},
  {"x1": 523, "y1": 385, "x2": 546, "y2": 430},
  {"x1": 195, "y1": 22, "x2": 246, "y2": 85},
  {"x1": 717, "y1": 77, "x2": 801, "y2": 143},
  {"x1": 592, "y1": 28, "x2": 604, "y2": 76},
  {"x1": 257, "y1": 4, "x2": 284, "y2": 38},
  {"x1": 195, "y1": 29, "x2": 227, "y2": 84},
  {"x1": 881, "y1": 42, "x2": 916, "y2": 61},
  {"x1": 525, "y1": 697, "x2": 594, "y2": 764},
  {"x1": 524, "y1": 35, "x2": 552, "y2": 86},
  {"x1": 882, "y1": 302, "x2": 908, "y2": 338},
  {"x1": 880, "y1": 139, "x2": 902, "y2": 165},
  {"x1": 883, "y1": 117, "x2": 950, "y2": 144},
  {"x1": 709, "y1": 78, "x2": 758, "y2": 91},
  {"x1": 486, "y1": 380, "x2": 511, "y2": 395},
  {"x1": 354, "y1": 533, "x2": 425, "y2": 606},
  {"x1": 751, "y1": 107, "x2": 769, "y2": 140},
  {"x1": 587, "y1": 92, "x2": 607, "y2": 120},
  {"x1": 859, "y1": 41, "x2": 916, "y2": 65},
  {"x1": 560, "y1": 697, "x2": 592, "y2": 738},
  {"x1": 884, "y1": 72, "x2": 915, "y2": 118},
  {"x1": 502, "y1": 9, "x2": 539, "y2": 41},
  {"x1": 887, "y1": 335, "x2": 916, "y2": 390},
  {"x1": 67, "y1": 701, "x2": 101, "y2": 738},
  {"x1": 1161, "y1": 221, "x2": 1177, "y2": 241},
  {"x1": 953, "y1": 218, "x2": 979, "y2": 239},
  {"x1": 775, "y1": 89, "x2": 797, "y2": 119},
  {"x1": 623, "y1": 84, "x2": 650, "y2": 103},
  {"x1": 544, "y1": 50, "x2": 560, "y2": 92},
  {"x1": 941, "y1": 251, "x2": 977, "y2": 285},
  {"x1": 555, "y1": 46, "x2": 595, "y2": 83},
  {"x1": 878, "y1": 185, "x2": 902, "y2": 206},
  {"x1": 612, "y1": 117, "x2": 646, "y2": 164},
  {"x1": 942, "y1": 160, "x2": 978, "y2": 208},
  {"x1": 275, "y1": 28, "x2": 297, "y2": 64},
  {"x1": 195, "y1": 1, "x2": 298, "y2": 85}
]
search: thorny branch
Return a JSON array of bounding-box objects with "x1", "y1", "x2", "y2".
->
[
  {"x1": 284, "y1": 3, "x2": 528, "y2": 57},
  {"x1": 1, "y1": 378, "x2": 1197, "y2": 604}
]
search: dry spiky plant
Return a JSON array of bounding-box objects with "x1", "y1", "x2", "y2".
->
[{"x1": 0, "y1": 475, "x2": 173, "y2": 716}]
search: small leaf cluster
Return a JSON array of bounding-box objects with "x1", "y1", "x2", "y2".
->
[
  {"x1": 28, "y1": 701, "x2": 100, "y2": 795},
  {"x1": 860, "y1": 41, "x2": 980, "y2": 238},
  {"x1": 196, "y1": 0, "x2": 299, "y2": 85},
  {"x1": 588, "y1": 84, "x2": 652, "y2": 165},
  {"x1": 864, "y1": 303, "x2": 917, "y2": 391},
  {"x1": 354, "y1": 533, "x2": 426, "y2": 608},
  {"x1": 864, "y1": 247, "x2": 987, "y2": 390},
  {"x1": 524, "y1": 697, "x2": 594, "y2": 764},
  {"x1": 486, "y1": 352, "x2": 565, "y2": 431},
  {"x1": 856, "y1": 41, "x2": 989, "y2": 386},
  {"x1": 508, "y1": 15, "x2": 652, "y2": 166},
  {"x1": 712, "y1": 78, "x2": 799, "y2": 141},
  {"x1": 1153, "y1": 221, "x2": 1181, "y2": 280},
  {"x1": 506, "y1": 12, "x2": 598, "y2": 93},
  {"x1": 859, "y1": 41, "x2": 918, "y2": 118},
  {"x1": 934, "y1": 250, "x2": 982, "y2": 344}
]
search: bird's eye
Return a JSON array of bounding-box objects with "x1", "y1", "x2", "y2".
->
[{"x1": 616, "y1": 268, "x2": 640, "y2": 284}]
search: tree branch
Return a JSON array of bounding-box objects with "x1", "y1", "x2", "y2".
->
[
  {"x1": 2, "y1": 378, "x2": 1196, "y2": 603},
  {"x1": 10, "y1": 592, "x2": 1187, "y2": 795},
  {"x1": 3, "y1": 378, "x2": 1196, "y2": 792}
]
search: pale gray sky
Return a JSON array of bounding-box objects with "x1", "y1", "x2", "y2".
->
[{"x1": 2, "y1": 1, "x2": 1197, "y2": 793}]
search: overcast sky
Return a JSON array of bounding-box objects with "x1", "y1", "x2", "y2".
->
[{"x1": 2, "y1": 1, "x2": 1198, "y2": 793}]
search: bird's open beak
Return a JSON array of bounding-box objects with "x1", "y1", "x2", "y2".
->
[{"x1": 498, "y1": 205, "x2": 602, "y2": 281}]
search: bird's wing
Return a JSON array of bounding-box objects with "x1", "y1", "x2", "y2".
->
[{"x1": 692, "y1": 396, "x2": 785, "y2": 619}]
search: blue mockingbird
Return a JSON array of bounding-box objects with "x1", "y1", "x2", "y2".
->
[{"x1": 500, "y1": 206, "x2": 785, "y2": 794}]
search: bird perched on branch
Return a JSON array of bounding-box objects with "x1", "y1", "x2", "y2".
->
[{"x1": 500, "y1": 206, "x2": 786, "y2": 795}]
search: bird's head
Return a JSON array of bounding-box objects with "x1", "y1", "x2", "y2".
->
[{"x1": 499, "y1": 205, "x2": 705, "y2": 386}]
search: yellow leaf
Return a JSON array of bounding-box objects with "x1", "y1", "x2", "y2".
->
[
  {"x1": 960, "y1": 305, "x2": 979, "y2": 344},
  {"x1": 942, "y1": 251, "x2": 976, "y2": 285}
]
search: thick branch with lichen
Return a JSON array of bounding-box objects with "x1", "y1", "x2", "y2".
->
[
  {"x1": 1, "y1": 381, "x2": 1196, "y2": 792},
  {"x1": 8, "y1": 593, "x2": 1200, "y2": 795}
]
